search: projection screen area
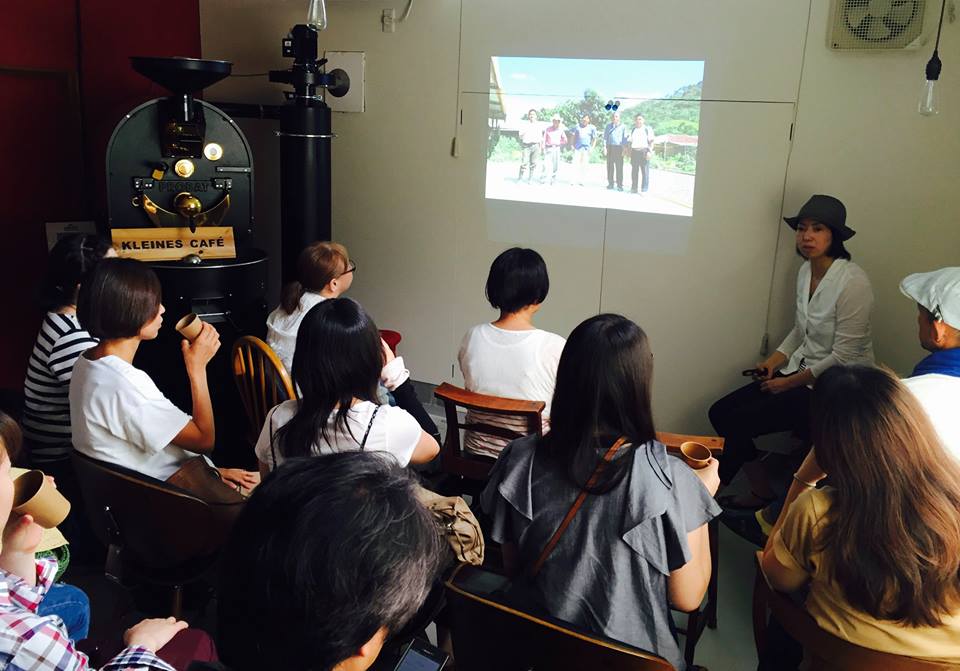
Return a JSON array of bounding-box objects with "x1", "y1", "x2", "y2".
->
[{"x1": 486, "y1": 57, "x2": 704, "y2": 216}]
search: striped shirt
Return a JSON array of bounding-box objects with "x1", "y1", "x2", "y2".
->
[{"x1": 22, "y1": 313, "x2": 97, "y2": 463}]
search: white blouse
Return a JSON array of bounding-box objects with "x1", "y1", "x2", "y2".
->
[{"x1": 777, "y1": 259, "x2": 874, "y2": 378}]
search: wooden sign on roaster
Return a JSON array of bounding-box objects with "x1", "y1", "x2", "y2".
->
[{"x1": 112, "y1": 227, "x2": 236, "y2": 262}]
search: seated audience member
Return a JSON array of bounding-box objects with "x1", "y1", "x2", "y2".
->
[
  {"x1": 1, "y1": 412, "x2": 89, "y2": 641},
  {"x1": 256, "y1": 299, "x2": 439, "y2": 472},
  {"x1": 0, "y1": 410, "x2": 205, "y2": 670},
  {"x1": 267, "y1": 241, "x2": 440, "y2": 441},
  {"x1": 266, "y1": 241, "x2": 353, "y2": 373},
  {"x1": 480, "y1": 314, "x2": 721, "y2": 671},
  {"x1": 900, "y1": 267, "x2": 960, "y2": 460},
  {"x1": 22, "y1": 234, "x2": 116, "y2": 561},
  {"x1": 70, "y1": 258, "x2": 257, "y2": 492},
  {"x1": 216, "y1": 452, "x2": 443, "y2": 671},
  {"x1": 22, "y1": 234, "x2": 115, "y2": 472},
  {"x1": 760, "y1": 366, "x2": 960, "y2": 669},
  {"x1": 459, "y1": 247, "x2": 565, "y2": 457}
]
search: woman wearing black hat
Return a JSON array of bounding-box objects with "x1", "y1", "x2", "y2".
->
[{"x1": 708, "y1": 195, "x2": 874, "y2": 510}]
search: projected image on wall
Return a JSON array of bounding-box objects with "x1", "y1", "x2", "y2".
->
[{"x1": 487, "y1": 57, "x2": 704, "y2": 216}]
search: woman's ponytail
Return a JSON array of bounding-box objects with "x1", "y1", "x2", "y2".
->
[{"x1": 280, "y1": 280, "x2": 306, "y2": 315}]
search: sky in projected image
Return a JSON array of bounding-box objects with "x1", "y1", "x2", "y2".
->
[{"x1": 487, "y1": 57, "x2": 704, "y2": 216}]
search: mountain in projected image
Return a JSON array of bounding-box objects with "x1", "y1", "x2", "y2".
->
[{"x1": 486, "y1": 57, "x2": 703, "y2": 216}]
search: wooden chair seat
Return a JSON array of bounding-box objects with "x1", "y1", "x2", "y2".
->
[
  {"x1": 231, "y1": 336, "x2": 296, "y2": 448},
  {"x1": 445, "y1": 564, "x2": 674, "y2": 670}
]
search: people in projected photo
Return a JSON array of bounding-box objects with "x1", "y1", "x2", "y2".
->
[
  {"x1": 542, "y1": 115, "x2": 567, "y2": 185},
  {"x1": 571, "y1": 114, "x2": 597, "y2": 186},
  {"x1": 629, "y1": 115, "x2": 656, "y2": 194},
  {"x1": 603, "y1": 112, "x2": 630, "y2": 191},
  {"x1": 517, "y1": 109, "x2": 544, "y2": 183}
]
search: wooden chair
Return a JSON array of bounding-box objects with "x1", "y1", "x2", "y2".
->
[
  {"x1": 433, "y1": 382, "x2": 544, "y2": 485},
  {"x1": 231, "y1": 336, "x2": 296, "y2": 447},
  {"x1": 72, "y1": 452, "x2": 229, "y2": 618},
  {"x1": 445, "y1": 564, "x2": 675, "y2": 671},
  {"x1": 752, "y1": 552, "x2": 959, "y2": 670}
]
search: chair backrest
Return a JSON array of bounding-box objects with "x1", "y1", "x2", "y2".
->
[
  {"x1": 72, "y1": 452, "x2": 226, "y2": 568},
  {"x1": 433, "y1": 382, "x2": 545, "y2": 481},
  {"x1": 231, "y1": 336, "x2": 296, "y2": 446},
  {"x1": 752, "y1": 553, "x2": 959, "y2": 671},
  {"x1": 655, "y1": 431, "x2": 724, "y2": 457},
  {"x1": 445, "y1": 564, "x2": 674, "y2": 671}
]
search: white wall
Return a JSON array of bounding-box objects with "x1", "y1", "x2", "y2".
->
[{"x1": 201, "y1": 0, "x2": 960, "y2": 431}]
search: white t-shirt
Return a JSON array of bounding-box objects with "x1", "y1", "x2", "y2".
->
[
  {"x1": 629, "y1": 125, "x2": 654, "y2": 150},
  {"x1": 255, "y1": 399, "x2": 421, "y2": 469},
  {"x1": 69, "y1": 354, "x2": 193, "y2": 481},
  {"x1": 902, "y1": 373, "x2": 960, "y2": 461},
  {"x1": 265, "y1": 292, "x2": 327, "y2": 373},
  {"x1": 458, "y1": 323, "x2": 565, "y2": 457}
]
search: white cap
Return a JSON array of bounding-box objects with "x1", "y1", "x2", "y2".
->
[{"x1": 900, "y1": 268, "x2": 960, "y2": 329}]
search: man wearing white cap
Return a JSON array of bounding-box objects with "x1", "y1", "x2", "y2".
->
[{"x1": 900, "y1": 267, "x2": 960, "y2": 460}]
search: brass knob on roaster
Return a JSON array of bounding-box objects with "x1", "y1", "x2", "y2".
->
[{"x1": 174, "y1": 192, "x2": 202, "y2": 218}]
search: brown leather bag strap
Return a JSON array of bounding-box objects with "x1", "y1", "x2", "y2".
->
[{"x1": 528, "y1": 437, "x2": 628, "y2": 579}]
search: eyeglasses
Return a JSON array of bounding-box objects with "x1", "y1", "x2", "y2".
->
[{"x1": 338, "y1": 260, "x2": 357, "y2": 278}]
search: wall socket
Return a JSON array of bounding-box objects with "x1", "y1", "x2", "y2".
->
[{"x1": 381, "y1": 8, "x2": 396, "y2": 32}]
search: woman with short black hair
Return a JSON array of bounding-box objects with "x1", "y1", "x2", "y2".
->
[
  {"x1": 458, "y1": 248, "x2": 565, "y2": 456},
  {"x1": 255, "y1": 298, "x2": 439, "y2": 472},
  {"x1": 481, "y1": 314, "x2": 721, "y2": 670},
  {"x1": 70, "y1": 258, "x2": 257, "y2": 491},
  {"x1": 709, "y1": 195, "x2": 874, "y2": 509}
]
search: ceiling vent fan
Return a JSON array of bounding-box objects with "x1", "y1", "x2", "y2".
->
[{"x1": 828, "y1": 0, "x2": 928, "y2": 49}]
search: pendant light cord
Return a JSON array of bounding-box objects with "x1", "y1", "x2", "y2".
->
[{"x1": 934, "y1": 0, "x2": 947, "y2": 51}]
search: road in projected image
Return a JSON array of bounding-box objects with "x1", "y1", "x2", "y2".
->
[{"x1": 486, "y1": 57, "x2": 704, "y2": 216}]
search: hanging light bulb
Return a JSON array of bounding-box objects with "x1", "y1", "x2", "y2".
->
[
  {"x1": 919, "y1": 51, "x2": 942, "y2": 115},
  {"x1": 919, "y1": 0, "x2": 947, "y2": 116}
]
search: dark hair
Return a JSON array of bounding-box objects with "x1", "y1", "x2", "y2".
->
[
  {"x1": 484, "y1": 247, "x2": 550, "y2": 314},
  {"x1": 543, "y1": 314, "x2": 656, "y2": 493},
  {"x1": 794, "y1": 225, "x2": 852, "y2": 261},
  {"x1": 812, "y1": 365, "x2": 960, "y2": 626},
  {"x1": 0, "y1": 411, "x2": 22, "y2": 464},
  {"x1": 217, "y1": 452, "x2": 442, "y2": 671},
  {"x1": 77, "y1": 258, "x2": 162, "y2": 340},
  {"x1": 39, "y1": 234, "x2": 113, "y2": 311},
  {"x1": 280, "y1": 241, "x2": 350, "y2": 314},
  {"x1": 277, "y1": 298, "x2": 383, "y2": 460}
]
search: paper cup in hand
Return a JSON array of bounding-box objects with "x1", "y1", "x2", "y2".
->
[
  {"x1": 176, "y1": 313, "x2": 203, "y2": 342},
  {"x1": 12, "y1": 470, "x2": 70, "y2": 529},
  {"x1": 679, "y1": 442, "x2": 712, "y2": 470}
]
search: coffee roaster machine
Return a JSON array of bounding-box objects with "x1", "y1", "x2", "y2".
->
[
  {"x1": 105, "y1": 57, "x2": 266, "y2": 465},
  {"x1": 103, "y1": 24, "x2": 349, "y2": 464}
]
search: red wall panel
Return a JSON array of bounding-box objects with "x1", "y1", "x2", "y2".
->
[{"x1": 0, "y1": 1, "x2": 200, "y2": 390}]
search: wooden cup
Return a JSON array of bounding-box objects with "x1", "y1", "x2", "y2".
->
[
  {"x1": 176, "y1": 313, "x2": 203, "y2": 342},
  {"x1": 12, "y1": 470, "x2": 71, "y2": 529},
  {"x1": 679, "y1": 441, "x2": 712, "y2": 470}
]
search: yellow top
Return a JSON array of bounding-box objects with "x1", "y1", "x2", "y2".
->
[
  {"x1": 774, "y1": 487, "x2": 960, "y2": 661},
  {"x1": 8, "y1": 468, "x2": 68, "y2": 553}
]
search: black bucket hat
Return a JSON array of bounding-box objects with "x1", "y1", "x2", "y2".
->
[{"x1": 783, "y1": 195, "x2": 855, "y2": 241}]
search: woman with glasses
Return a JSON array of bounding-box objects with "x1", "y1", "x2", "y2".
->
[
  {"x1": 267, "y1": 241, "x2": 356, "y2": 374},
  {"x1": 267, "y1": 242, "x2": 440, "y2": 443}
]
